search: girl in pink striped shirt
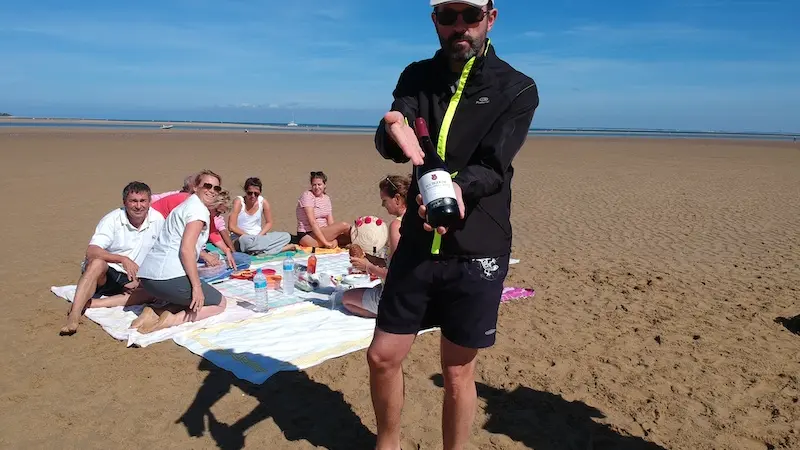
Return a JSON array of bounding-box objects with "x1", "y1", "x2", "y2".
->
[{"x1": 295, "y1": 171, "x2": 351, "y2": 248}]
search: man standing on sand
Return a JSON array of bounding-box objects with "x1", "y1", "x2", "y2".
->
[
  {"x1": 60, "y1": 181, "x2": 164, "y2": 335},
  {"x1": 368, "y1": 1, "x2": 538, "y2": 448}
]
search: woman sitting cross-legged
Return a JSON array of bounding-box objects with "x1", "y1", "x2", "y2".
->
[
  {"x1": 105, "y1": 170, "x2": 233, "y2": 333},
  {"x1": 342, "y1": 174, "x2": 409, "y2": 318},
  {"x1": 295, "y1": 171, "x2": 351, "y2": 248},
  {"x1": 228, "y1": 177, "x2": 298, "y2": 255}
]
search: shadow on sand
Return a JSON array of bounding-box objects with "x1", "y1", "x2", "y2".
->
[
  {"x1": 431, "y1": 374, "x2": 666, "y2": 450},
  {"x1": 177, "y1": 353, "x2": 375, "y2": 450},
  {"x1": 775, "y1": 315, "x2": 800, "y2": 335}
]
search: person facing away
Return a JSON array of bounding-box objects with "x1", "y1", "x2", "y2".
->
[
  {"x1": 367, "y1": 1, "x2": 540, "y2": 449},
  {"x1": 227, "y1": 177, "x2": 296, "y2": 255},
  {"x1": 342, "y1": 174, "x2": 410, "y2": 318},
  {"x1": 125, "y1": 170, "x2": 233, "y2": 334},
  {"x1": 294, "y1": 171, "x2": 351, "y2": 248},
  {"x1": 59, "y1": 181, "x2": 165, "y2": 336},
  {"x1": 150, "y1": 173, "x2": 195, "y2": 202}
]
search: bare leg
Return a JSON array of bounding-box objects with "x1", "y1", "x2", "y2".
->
[
  {"x1": 323, "y1": 222, "x2": 352, "y2": 246},
  {"x1": 138, "y1": 297, "x2": 228, "y2": 334},
  {"x1": 440, "y1": 336, "x2": 479, "y2": 450},
  {"x1": 60, "y1": 259, "x2": 110, "y2": 335},
  {"x1": 342, "y1": 289, "x2": 376, "y2": 318},
  {"x1": 131, "y1": 306, "x2": 159, "y2": 330},
  {"x1": 367, "y1": 328, "x2": 416, "y2": 450},
  {"x1": 298, "y1": 234, "x2": 321, "y2": 247},
  {"x1": 91, "y1": 286, "x2": 155, "y2": 308},
  {"x1": 299, "y1": 223, "x2": 351, "y2": 248}
]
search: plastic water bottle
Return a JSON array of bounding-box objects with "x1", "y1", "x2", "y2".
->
[
  {"x1": 253, "y1": 268, "x2": 269, "y2": 312},
  {"x1": 283, "y1": 254, "x2": 295, "y2": 295}
]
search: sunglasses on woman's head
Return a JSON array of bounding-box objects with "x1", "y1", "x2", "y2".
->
[
  {"x1": 310, "y1": 171, "x2": 324, "y2": 177},
  {"x1": 385, "y1": 176, "x2": 399, "y2": 195},
  {"x1": 202, "y1": 182, "x2": 222, "y2": 192},
  {"x1": 435, "y1": 7, "x2": 487, "y2": 26}
]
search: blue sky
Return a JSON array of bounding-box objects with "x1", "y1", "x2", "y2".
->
[{"x1": 1, "y1": 0, "x2": 798, "y2": 132}]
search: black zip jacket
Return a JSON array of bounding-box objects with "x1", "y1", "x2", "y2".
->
[{"x1": 375, "y1": 42, "x2": 539, "y2": 259}]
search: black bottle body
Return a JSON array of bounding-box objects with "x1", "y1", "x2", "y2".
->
[{"x1": 413, "y1": 118, "x2": 460, "y2": 230}]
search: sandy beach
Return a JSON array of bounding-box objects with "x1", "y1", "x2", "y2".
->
[{"x1": 0, "y1": 128, "x2": 798, "y2": 449}]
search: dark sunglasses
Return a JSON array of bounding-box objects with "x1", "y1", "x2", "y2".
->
[
  {"x1": 245, "y1": 191, "x2": 260, "y2": 197},
  {"x1": 310, "y1": 171, "x2": 324, "y2": 177},
  {"x1": 202, "y1": 182, "x2": 222, "y2": 192},
  {"x1": 435, "y1": 7, "x2": 487, "y2": 26}
]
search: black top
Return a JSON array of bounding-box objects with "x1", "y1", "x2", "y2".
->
[{"x1": 375, "y1": 43, "x2": 539, "y2": 259}]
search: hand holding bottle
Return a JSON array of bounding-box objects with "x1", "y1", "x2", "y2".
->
[
  {"x1": 412, "y1": 117, "x2": 465, "y2": 235},
  {"x1": 384, "y1": 111, "x2": 425, "y2": 165},
  {"x1": 416, "y1": 185, "x2": 465, "y2": 235}
]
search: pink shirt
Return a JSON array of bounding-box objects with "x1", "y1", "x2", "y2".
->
[
  {"x1": 152, "y1": 192, "x2": 225, "y2": 246},
  {"x1": 151, "y1": 190, "x2": 180, "y2": 202},
  {"x1": 296, "y1": 190, "x2": 332, "y2": 233}
]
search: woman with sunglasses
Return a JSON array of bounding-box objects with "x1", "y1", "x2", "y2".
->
[
  {"x1": 342, "y1": 174, "x2": 410, "y2": 318},
  {"x1": 228, "y1": 177, "x2": 297, "y2": 255},
  {"x1": 295, "y1": 171, "x2": 351, "y2": 248},
  {"x1": 125, "y1": 170, "x2": 232, "y2": 334},
  {"x1": 151, "y1": 173, "x2": 248, "y2": 269}
]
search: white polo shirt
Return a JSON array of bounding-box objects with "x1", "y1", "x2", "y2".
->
[
  {"x1": 88, "y1": 207, "x2": 165, "y2": 275},
  {"x1": 138, "y1": 194, "x2": 210, "y2": 281}
]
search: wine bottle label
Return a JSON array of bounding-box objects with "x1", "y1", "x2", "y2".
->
[{"x1": 419, "y1": 170, "x2": 456, "y2": 205}]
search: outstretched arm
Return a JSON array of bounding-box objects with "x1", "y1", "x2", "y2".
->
[{"x1": 375, "y1": 66, "x2": 419, "y2": 164}]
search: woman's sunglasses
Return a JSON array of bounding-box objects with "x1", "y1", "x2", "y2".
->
[
  {"x1": 202, "y1": 182, "x2": 222, "y2": 192},
  {"x1": 435, "y1": 7, "x2": 487, "y2": 26},
  {"x1": 245, "y1": 191, "x2": 260, "y2": 197}
]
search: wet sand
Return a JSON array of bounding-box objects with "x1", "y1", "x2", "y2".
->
[{"x1": 0, "y1": 128, "x2": 798, "y2": 449}]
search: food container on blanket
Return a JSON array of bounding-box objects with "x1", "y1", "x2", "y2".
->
[
  {"x1": 266, "y1": 274, "x2": 282, "y2": 290},
  {"x1": 197, "y1": 264, "x2": 228, "y2": 279}
]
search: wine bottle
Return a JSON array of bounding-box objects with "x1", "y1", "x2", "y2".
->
[{"x1": 413, "y1": 117, "x2": 460, "y2": 229}]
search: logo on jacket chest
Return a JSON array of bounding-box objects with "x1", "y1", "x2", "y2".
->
[{"x1": 475, "y1": 96, "x2": 490, "y2": 105}]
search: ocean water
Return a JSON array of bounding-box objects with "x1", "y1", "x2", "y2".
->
[{"x1": 1, "y1": 120, "x2": 797, "y2": 141}]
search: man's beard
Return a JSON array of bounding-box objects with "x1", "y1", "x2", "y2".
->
[{"x1": 439, "y1": 31, "x2": 485, "y2": 63}]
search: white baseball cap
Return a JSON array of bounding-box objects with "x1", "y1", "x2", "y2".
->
[{"x1": 430, "y1": 0, "x2": 493, "y2": 7}]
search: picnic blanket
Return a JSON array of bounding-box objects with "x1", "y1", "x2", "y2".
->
[
  {"x1": 173, "y1": 301, "x2": 430, "y2": 384},
  {"x1": 50, "y1": 285, "x2": 256, "y2": 348},
  {"x1": 51, "y1": 252, "x2": 532, "y2": 383}
]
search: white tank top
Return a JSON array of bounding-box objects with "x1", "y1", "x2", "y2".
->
[{"x1": 236, "y1": 196, "x2": 264, "y2": 235}]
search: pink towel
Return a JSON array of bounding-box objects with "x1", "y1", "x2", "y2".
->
[{"x1": 500, "y1": 287, "x2": 535, "y2": 303}]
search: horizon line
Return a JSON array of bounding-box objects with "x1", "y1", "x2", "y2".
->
[{"x1": 1, "y1": 115, "x2": 798, "y2": 137}]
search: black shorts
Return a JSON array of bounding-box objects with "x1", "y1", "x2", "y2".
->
[
  {"x1": 140, "y1": 277, "x2": 224, "y2": 307},
  {"x1": 92, "y1": 266, "x2": 130, "y2": 298},
  {"x1": 292, "y1": 231, "x2": 311, "y2": 244},
  {"x1": 377, "y1": 253, "x2": 510, "y2": 349}
]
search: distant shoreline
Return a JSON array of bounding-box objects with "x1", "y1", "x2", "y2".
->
[{"x1": 0, "y1": 117, "x2": 797, "y2": 141}]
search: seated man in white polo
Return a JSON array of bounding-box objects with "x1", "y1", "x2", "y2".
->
[{"x1": 60, "y1": 181, "x2": 165, "y2": 336}]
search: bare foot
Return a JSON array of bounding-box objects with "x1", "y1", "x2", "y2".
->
[
  {"x1": 130, "y1": 307, "x2": 158, "y2": 330},
  {"x1": 59, "y1": 315, "x2": 80, "y2": 336},
  {"x1": 138, "y1": 310, "x2": 174, "y2": 334}
]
